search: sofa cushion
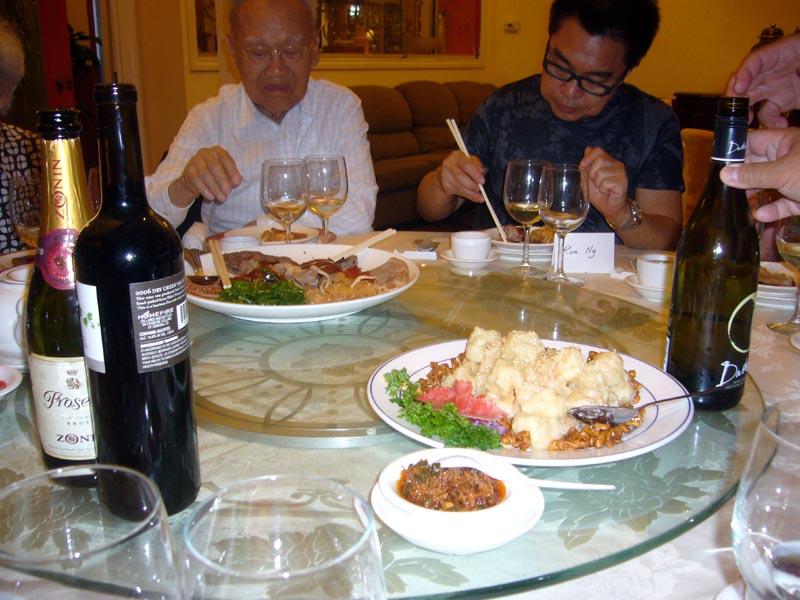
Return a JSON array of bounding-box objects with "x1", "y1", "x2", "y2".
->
[
  {"x1": 351, "y1": 85, "x2": 412, "y2": 133},
  {"x1": 396, "y1": 81, "x2": 460, "y2": 153},
  {"x1": 444, "y1": 81, "x2": 496, "y2": 126},
  {"x1": 373, "y1": 151, "x2": 450, "y2": 193}
]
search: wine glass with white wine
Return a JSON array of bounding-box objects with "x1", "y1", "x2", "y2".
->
[
  {"x1": 9, "y1": 176, "x2": 41, "y2": 249},
  {"x1": 261, "y1": 159, "x2": 308, "y2": 243},
  {"x1": 305, "y1": 155, "x2": 347, "y2": 244},
  {"x1": 768, "y1": 216, "x2": 800, "y2": 334},
  {"x1": 538, "y1": 163, "x2": 589, "y2": 286},
  {"x1": 503, "y1": 158, "x2": 549, "y2": 277}
]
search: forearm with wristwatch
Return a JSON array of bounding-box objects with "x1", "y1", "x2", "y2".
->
[{"x1": 605, "y1": 198, "x2": 643, "y2": 233}]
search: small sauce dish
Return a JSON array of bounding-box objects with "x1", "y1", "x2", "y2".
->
[
  {"x1": 371, "y1": 447, "x2": 544, "y2": 554},
  {"x1": 219, "y1": 235, "x2": 260, "y2": 252}
]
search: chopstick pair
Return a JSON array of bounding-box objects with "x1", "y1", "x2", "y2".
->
[
  {"x1": 331, "y1": 228, "x2": 397, "y2": 261},
  {"x1": 445, "y1": 118, "x2": 507, "y2": 243},
  {"x1": 207, "y1": 238, "x2": 232, "y2": 289}
]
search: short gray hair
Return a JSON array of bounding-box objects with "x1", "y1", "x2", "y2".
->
[{"x1": 229, "y1": 0, "x2": 318, "y2": 34}]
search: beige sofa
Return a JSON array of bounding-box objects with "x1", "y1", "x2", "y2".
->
[{"x1": 350, "y1": 80, "x2": 496, "y2": 229}]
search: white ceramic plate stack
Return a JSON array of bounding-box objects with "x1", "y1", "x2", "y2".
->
[
  {"x1": 484, "y1": 228, "x2": 553, "y2": 261},
  {"x1": 757, "y1": 262, "x2": 798, "y2": 309}
]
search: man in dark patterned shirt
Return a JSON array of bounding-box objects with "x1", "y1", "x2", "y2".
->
[
  {"x1": 418, "y1": 0, "x2": 683, "y2": 250},
  {"x1": 0, "y1": 17, "x2": 41, "y2": 255}
]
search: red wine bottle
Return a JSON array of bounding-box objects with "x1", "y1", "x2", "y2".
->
[
  {"x1": 74, "y1": 82, "x2": 200, "y2": 514},
  {"x1": 25, "y1": 109, "x2": 97, "y2": 469},
  {"x1": 665, "y1": 97, "x2": 759, "y2": 410}
]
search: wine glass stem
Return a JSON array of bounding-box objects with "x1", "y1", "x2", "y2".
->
[
  {"x1": 520, "y1": 225, "x2": 532, "y2": 267},
  {"x1": 554, "y1": 232, "x2": 567, "y2": 278},
  {"x1": 285, "y1": 223, "x2": 293, "y2": 244},
  {"x1": 789, "y1": 289, "x2": 800, "y2": 324},
  {"x1": 322, "y1": 217, "x2": 330, "y2": 244}
]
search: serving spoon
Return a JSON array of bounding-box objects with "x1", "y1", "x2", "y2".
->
[
  {"x1": 436, "y1": 454, "x2": 615, "y2": 491},
  {"x1": 413, "y1": 238, "x2": 439, "y2": 252},
  {"x1": 568, "y1": 386, "x2": 724, "y2": 426},
  {"x1": 184, "y1": 248, "x2": 220, "y2": 286}
]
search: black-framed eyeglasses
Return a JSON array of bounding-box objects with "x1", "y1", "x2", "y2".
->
[
  {"x1": 241, "y1": 42, "x2": 314, "y2": 66},
  {"x1": 542, "y1": 45, "x2": 627, "y2": 97}
]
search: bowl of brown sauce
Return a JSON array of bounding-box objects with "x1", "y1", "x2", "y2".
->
[{"x1": 371, "y1": 448, "x2": 544, "y2": 554}]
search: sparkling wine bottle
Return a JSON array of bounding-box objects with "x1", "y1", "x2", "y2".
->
[
  {"x1": 664, "y1": 96, "x2": 760, "y2": 410},
  {"x1": 25, "y1": 109, "x2": 97, "y2": 469},
  {"x1": 74, "y1": 82, "x2": 200, "y2": 514}
]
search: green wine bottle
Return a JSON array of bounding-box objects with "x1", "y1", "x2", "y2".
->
[
  {"x1": 664, "y1": 96, "x2": 759, "y2": 410},
  {"x1": 25, "y1": 109, "x2": 97, "y2": 468}
]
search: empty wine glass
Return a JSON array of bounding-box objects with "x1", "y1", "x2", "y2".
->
[
  {"x1": 305, "y1": 155, "x2": 347, "y2": 244},
  {"x1": 768, "y1": 215, "x2": 800, "y2": 334},
  {"x1": 538, "y1": 163, "x2": 589, "y2": 286},
  {"x1": 731, "y1": 399, "x2": 800, "y2": 599},
  {"x1": 503, "y1": 158, "x2": 549, "y2": 277},
  {"x1": 0, "y1": 465, "x2": 181, "y2": 598},
  {"x1": 261, "y1": 158, "x2": 308, "y2": 243},
  {"x1": 9, "y1": 176, "x2": 41, "y2": 249},
  {"x1": 182, "y1": 474, "x2": 386, "y2": 599}
]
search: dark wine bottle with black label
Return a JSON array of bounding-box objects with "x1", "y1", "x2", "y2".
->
[
  {"x1": 25, "y1": 109, "x2": 97, "y2": 469},
  {"x1": 664, "y1": 96, "x2": 759, "y2": 411},
  {"x1": 74, "y1": 82, "x2": 200, "y2": 514}
]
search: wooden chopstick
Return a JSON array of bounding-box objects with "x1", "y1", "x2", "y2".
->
[
  {"x1": 445, "y1": 118, "x2": 507, "y2": 242},
  {"x1": 208, "y1": 238, "x2": 232, "y2": 288},
  {"x1": 331, "y1": 228, "x2": 397, "y2": 261}
]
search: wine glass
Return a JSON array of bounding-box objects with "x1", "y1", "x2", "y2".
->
[
  {"x1": 731, "y1": 399, "x2": 800, "y2": 599},
  {"x1": 305, "y1": 155, "x2": 348, "y2": 243},
  {"x1": 538, "y1": 163, "x2": 589, "y2": 286},
  {"x1": 503, "y1": 158, "x2": 549, "y2": 277},
  {"x1": 9, "y1": 176, "x2": 41, "y2": 249},
  {"x1": 182, "y1": 474, "x2": 387, "y2": 599},
  {"x1": 261, "y1": 158, "x2": 308, "y2": 243},
  {"x1": 0, "y1": 465, "x2": 181, "y2": 598},
  {"x1": 768, "y1": 216, "x2": 800, "y2": 334}
]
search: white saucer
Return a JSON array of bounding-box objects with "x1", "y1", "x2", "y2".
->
[
  {"x1": 0, "y1": 365, "x2": 23, "y2": 398},
  {"x1": 624, "y1": 274, "x2": 670, "y2": 303},
  {"x1": 441, "y1": 249, "x2": 500, "y2": 271}
]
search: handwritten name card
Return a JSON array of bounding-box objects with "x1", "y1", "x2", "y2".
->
[{"x1": 551, "y1": 233, "x2": 615, "y2": 273}]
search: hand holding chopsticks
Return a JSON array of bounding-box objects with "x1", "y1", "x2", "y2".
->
[{"x1": 445, "y1": 118, "x2": 507, "y2": 242}]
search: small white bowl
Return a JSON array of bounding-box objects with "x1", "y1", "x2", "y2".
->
[
  {"x1": 219, "y1": 235, "x2": 260, "y2": 252},
  {"x1": 0, "y1": 365, "x2": 22, "y2": 398},
  {"x1": 441, "y1": 249, "x2": 500, "y2": 271},
  {"x1": 371, "y1": 448, "x2": 544, "y2": 554},
  {"x1": 624, "y1": 273, "x2": 670, "y2": 303}
]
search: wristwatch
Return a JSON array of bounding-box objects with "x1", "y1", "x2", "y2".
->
[{"x1": 607, "y1": 198, "x2": 643, "y2": 233}]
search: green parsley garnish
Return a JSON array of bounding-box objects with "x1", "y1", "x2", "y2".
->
[
  {"x1": 219, "y1": 279, "x2": 307, "y2": 305},
  {"x1": 384, "y1": 368, "x2": 501, "y2": 450}
]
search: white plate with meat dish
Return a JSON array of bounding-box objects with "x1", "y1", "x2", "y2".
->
[
  {"x1": 756, "y1": 262, "x2": 797, "y2": 308},
  {"x1": 367, "y1": 339, "x2": 694, "y2": 467},
  {"x1": 485, "y1": 227, "x2": 553, "y2": 259},
  {"x1": 186, "y1": 244, "x2": 419, "y2": 323},
  {"x1": 208, "y1": 224, "x2": 322, "y2": 245}
]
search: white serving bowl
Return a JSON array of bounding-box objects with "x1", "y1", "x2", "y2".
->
[{"x1": 371, "y1": 447, "x2": 544, "y2": 554}]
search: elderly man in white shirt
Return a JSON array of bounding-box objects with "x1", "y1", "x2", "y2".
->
[{"x1": 146, "y1": 0, "x2": 377, "y2": 239}]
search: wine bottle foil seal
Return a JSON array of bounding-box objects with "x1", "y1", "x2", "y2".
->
[
  {"x1": 712, "y1": 96, "x2": 749, "y2": 162},
  {"x1": 95, "y1": 81, "x2": 138, "y2": 105},
  {"x1": 37, "y1": 109, "x2": 81, "y2": 139}
]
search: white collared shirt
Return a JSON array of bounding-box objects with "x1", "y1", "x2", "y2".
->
[{"x1": 146, "y1": 79, "x2": 377, "y2": 236}]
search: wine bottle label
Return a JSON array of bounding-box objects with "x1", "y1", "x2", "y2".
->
[
  {"x1": 29, "y1": 353, "x2": 96, "y2": 460},
  {"x1": 34, "y1": 228, "x2": 79, "y2": 291},
  {"x1": 129, "y1": 272, "x2": 191, "y2": 373},
  {"x1": 77, "y1": 272, "x2": 191, "y2": 374}
]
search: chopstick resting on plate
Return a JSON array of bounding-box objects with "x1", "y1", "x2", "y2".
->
[
  {"x1": 445, "y1": 118, "x2": 507, "y2": 243},
  {"x1": 208, "y1": 238, "x2": 232, "y2": 289},
  {"x1": 331, "y1": 229, "x2": 397, "y2": 261}
]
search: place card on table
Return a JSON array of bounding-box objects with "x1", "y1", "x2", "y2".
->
[{"x1": 552, "y1": 232, "x2": 615, "y2": 273}]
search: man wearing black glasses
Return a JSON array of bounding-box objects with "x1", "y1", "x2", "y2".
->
[{"x1": 418, "y1": 0, "x2": 683, "y2": 250}]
